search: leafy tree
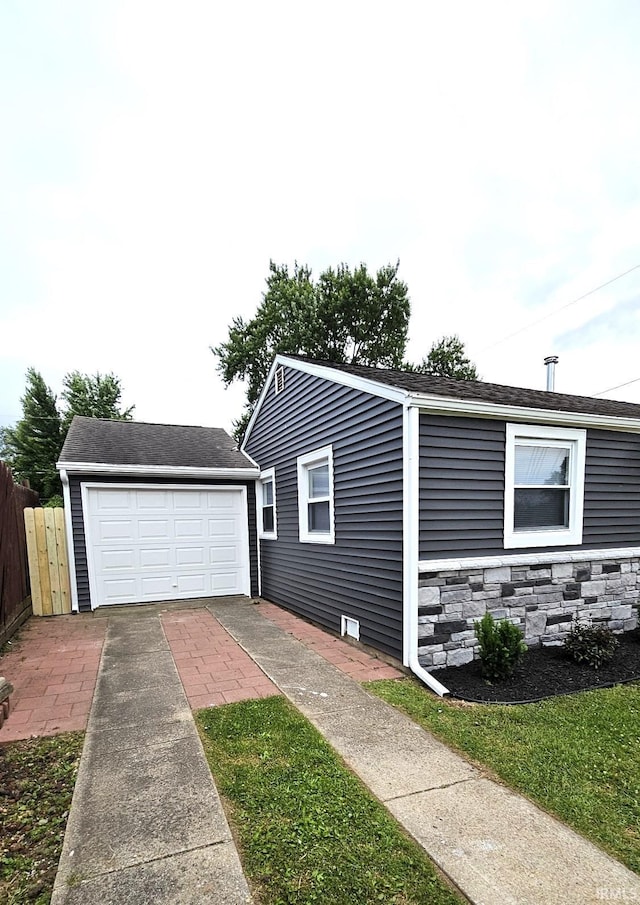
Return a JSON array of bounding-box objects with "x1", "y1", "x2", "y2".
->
[
  {"x1": 213, "y1": 260, "x2": 411, "y2": 438},
  {"x1": 60, "y1": 371, "x2": 134, "y2": 431},
  {"x1": 1, "y1": 369, "x2": 63, "y2": 500},
  {"x1": 412, "y1": 335, "x2": 479, "y2": 380},
  {"x1": 2, "y1": 369, "x2": 134, "y2": 502}
]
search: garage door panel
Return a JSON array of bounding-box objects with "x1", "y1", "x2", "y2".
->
[
  {"x1": 95, "y1": 491, "x2": 131, "y2": 510},
  {"x1": 211, "y1": 572, "x2": 241, "y2": 593},
  {"x1": 177, "y1": 574, "x2": 207, "y2": 594},
  {"x1": 210, "y1": 545, "x2": 238, "y2": 564},
  {"x1": 100, "y1": 549, "x2": 136, "y2": 570},
  {"x1": 102, "y1": 578, "x2": 137, "y2": 601},
  {"x1": 176, "y1": 547, "x2": 205, "y2": 566},
  {"x1": 173, "y1": 491, "x2": 204, "y2": 509},
  {"x1": 138, "y1": 519, "x2": 170, "y2": 539},
  {"x1": 86, "y1": 485, "x2": 249, "y2": 606},
  {"x1": 175, "y1": 519, "x2": 205, "y2": 538},
  {"x1": 140, "y1": 548, "x2": 172, "y2": 568},
  {"x1": 98, "y1": 520, "x2": 135, "y2": 541},
  {"x1": 135, "y1": 490, "x2": 169, "y2": 509},
  {"x1": 140, "y1": 575, "x2": 175, "y2": 596}
]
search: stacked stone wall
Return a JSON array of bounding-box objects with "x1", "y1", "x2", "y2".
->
[{"x1": 418, "y1": 558, "x2": 640, "y2": 669}]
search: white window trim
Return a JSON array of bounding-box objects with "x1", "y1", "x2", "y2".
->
[
  {"x1": 297, "y1": 445, "x2": 335, "y2": 544},
  {"x1": 504, "y1": 423, "x2": 586, "y2": 549},
  {"x1": 258, "y1": 467, "x2": 277, "y2": 539}
]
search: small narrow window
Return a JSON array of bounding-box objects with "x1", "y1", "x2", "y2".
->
[
  {"x1": 258, "y1": 468, "x2": 277, "y2": 539},
  {"x1": 297, "y1": 446, "x2": 335, "y2": 544},
  {"x1": 504, "y1": 424, "x2": 586, "y2": 548},
  {"x1": 275, "y1": 366, "x2": 285, "y2": 395}
]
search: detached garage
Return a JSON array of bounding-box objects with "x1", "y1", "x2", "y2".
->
[{"x1": 57, "y1": 417, "x2": 260, "y2": 612}]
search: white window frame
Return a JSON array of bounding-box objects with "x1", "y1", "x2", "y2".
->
[
  {"x1": 504, "y1": 424, "x2": 586, "y2": 549},
  {"x1": 258, "y1": 468, "x2": 277, "y2": 539},
  {"x1": 297, "y1": 445, "x2": 335, "y2": 544}
]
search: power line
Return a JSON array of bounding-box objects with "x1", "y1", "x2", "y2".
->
[
  {"x1": 592, "y1": 376, "x2": 640, "y2": 397},
  {"x1": 481, "y1": 263, "x2": 640, "y2": 351}
]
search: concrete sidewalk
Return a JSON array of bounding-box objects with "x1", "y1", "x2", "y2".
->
[
  {"x1": 52, "y1": 612, "x2": 251, "y2": 905},
  {"x1": 209, "y1": 598, "x2": 640, "y2": 905}
]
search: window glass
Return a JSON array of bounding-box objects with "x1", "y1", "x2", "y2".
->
[
  {"x1": 514, "y1": 446, "x2": 568, "y2": 486},
  {"x1": 262, "y1": 506, "x2": 274, "y2": 532},
  {"x1": 308, "y1": 464, "x2": 329, "y2": 498},
  {"x1": 514, "y1": 488, "x2": 569, "y2": 529},
  {"x1": 262, "y1": 480, "x2": 273, "y2": 506},
  {"x1": 309, "y1": 500, "x2": 330, "y2": 532}
]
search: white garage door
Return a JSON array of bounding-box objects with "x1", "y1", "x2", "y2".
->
[{"x1": 84, "y1": 485, "x2": 250, "y2": 606}]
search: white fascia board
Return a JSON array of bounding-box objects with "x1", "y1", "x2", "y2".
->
[
  {"x1": 276, "y1": 356, "x2": 408, "y2": 403},
  {"x1": 241, "y1": 357, "x2": 280, "y2": 452},
  {"x1": 408, "y1": 393, "x2": 640, "y2": 433},
  {"x1": 56, "y1": 462, "x2": 260, "y2": 479},
  {"x1": 419, "y1": 547, "x2": 640, "y2": 572}
]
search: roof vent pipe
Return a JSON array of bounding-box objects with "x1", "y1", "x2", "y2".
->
[{"x1": 544, "y1": 355, "x2": 558, "y2": 392}]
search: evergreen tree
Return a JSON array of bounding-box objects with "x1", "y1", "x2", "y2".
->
[{"x1": 2, "y1": 369, "x2": 63, "y2": 500}]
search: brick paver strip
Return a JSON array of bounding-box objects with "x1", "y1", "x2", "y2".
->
[
  {"x1": 162, "y1": 608, "x2": 280, "y2": 708},
  {"x1": 0, "y1": 614, "x2": 107, "y2": 742},
  {"x1": 256, "y1": 601, "x2": 403, "y2": 681}
]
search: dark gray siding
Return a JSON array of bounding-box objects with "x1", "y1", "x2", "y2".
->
[
  {"x1": 70, "y1": 474, "x2": 258, "y2": 612},
  {"x1": 583, "y1": 428, "x2": 640, "y2": 546},
  {"x1": 245, "y1": 367, "x2": 404, "y2": 659},
  {"x1": 419, "y1": 414, "x2": 640, "y2": 559}
]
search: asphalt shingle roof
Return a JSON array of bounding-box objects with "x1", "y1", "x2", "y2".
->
[
  {"x1": 284, "y1": 356, "x2": 640, "y2": 421},
  {"x1": 59, "y1": 417, "x2": 255, "y2": 469}
]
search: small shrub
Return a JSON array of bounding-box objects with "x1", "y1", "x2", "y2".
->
[
  {"x1": 474, "y1": 612, "x2": 527, "y2": 682},
  {"x1": 44, "y1": 495, "x2": 64, "y2": 508},
  {"x1": 564, "y1": 620, "x2": 619, "y2": 669}
]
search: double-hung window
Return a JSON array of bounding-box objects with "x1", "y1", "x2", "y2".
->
[
  {"x1": 259, "y1": 468, "x2": 277, "y2": 539},
  {"x1": 504, "y1": 424, "x2": 586, "y2": 548},
  {"x1": 297, "y1": 446, "x2": 335, "y2": 544}
]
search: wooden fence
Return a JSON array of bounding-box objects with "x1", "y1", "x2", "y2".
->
[
  {"x1": 0, "y1": 462, "x2": 40, "y2": 644},
  {"x1": 24, "y1": 508, "x2": 72, "y2": 616}
]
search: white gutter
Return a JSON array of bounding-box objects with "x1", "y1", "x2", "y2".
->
[
  {"x1": 403, "y1": 404, "x2": 449, "y2": 697},
  {"x1": 59, "y1": 469, "x2": 80, "y2": 613},
  {"x1": 407, "y1": 393, "x2": 640, "y2": 433},
  {"x1": 56, "y1": 462, "x2": 260, "y2": 479}
]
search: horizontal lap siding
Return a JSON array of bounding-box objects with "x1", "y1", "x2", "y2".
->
[
  {"x1": 70, "y1": 474, "x2": 258, "y2": 611},
  {"x1": 420, "y1": 415, "x2": 640, "y2": 559},
  {"x1": 246, "y1": 368, "x2": 404, "y2": 659},
  {"x1": 419, "y1": 415, "x2": 505, "y2": 558},
  {"x1": 583, "y1": 429, "x2": 640, "y2": 547}
]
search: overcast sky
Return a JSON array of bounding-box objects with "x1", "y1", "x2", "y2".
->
[{"x1": 2, "y1": 1, "x2": 640, "y2": 434}]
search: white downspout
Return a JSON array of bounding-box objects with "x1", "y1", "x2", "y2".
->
[
  {"x1": 58, "y1": 468, "x2": 80, "y2": 613},
  {"x1": 403, "y1": 404, "x2": 449, "y2": 697}
]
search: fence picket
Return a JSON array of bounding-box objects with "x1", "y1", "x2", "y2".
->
[
  {"x1": 34, "y1": 509, "x2": 53, "y2": 616},
  {"x1": 24, "y1": 509, "x2": 43, "y2": 616},
  {"x1": 54, "y1": 508, "x2": 71, "y2": 614}
]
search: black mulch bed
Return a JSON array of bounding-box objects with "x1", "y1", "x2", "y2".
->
[{"x1": 434, "y1": 631, "x2": 640, "y2": 704}]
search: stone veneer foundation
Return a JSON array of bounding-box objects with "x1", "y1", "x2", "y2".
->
[{"x1": 418, "y1": 556, "x2": 640, "y2": 670}]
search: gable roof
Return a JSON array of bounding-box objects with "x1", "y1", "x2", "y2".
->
[
  {"x1": 283, "y1": 355, "x2": 640, "y2": 420},
  {"x1": 242, "y1": 354, "x2": 640, "y2": 445},
  {"x1": 58, "y1": 417, "x2": 258, "y2": 474}
]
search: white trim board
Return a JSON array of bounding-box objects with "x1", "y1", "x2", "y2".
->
[{"x1": 419, "y1": 547, "x2": 640, "y2": 572}]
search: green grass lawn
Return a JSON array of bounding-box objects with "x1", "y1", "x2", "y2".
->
[
  {"x1": 368, "y1": 678, "x2": 640, "y2": 875},
  {"x1": 0, "y1": 732, "x2": 84, "y2": 905},
  {"x1": 196, "y1": 696, "x2": 464, "y2": 905}
]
